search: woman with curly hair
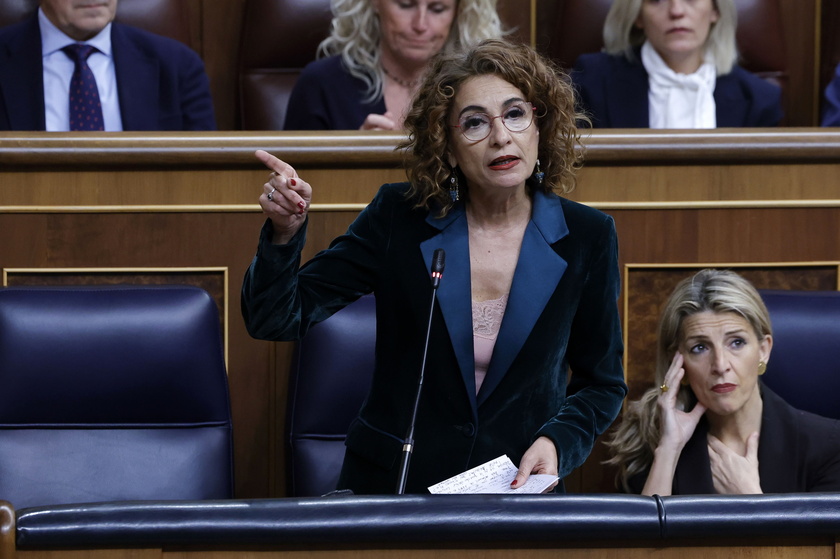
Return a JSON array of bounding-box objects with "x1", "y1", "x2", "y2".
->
[
  {"x1": 243, "y1": 38, "x2": 627, "y2": 494},
  {"x1": 284, "y1": 0, "x2": 502, "y2": 131}
]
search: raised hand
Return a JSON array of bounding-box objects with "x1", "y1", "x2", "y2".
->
[
  {"x1": 255, "y1": 149, "x2": 312, "y2": 245},
  {"x1": 641, "y1": 352, "x2": 707, "y2": 496}
]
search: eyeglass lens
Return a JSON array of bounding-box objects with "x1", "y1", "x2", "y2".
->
[{"x1": 458, "y1": 103, "x2": 533, "y2": 141}]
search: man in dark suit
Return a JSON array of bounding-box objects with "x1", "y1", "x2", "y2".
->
[{"x1": 0, "y1": 0, "x2": 216, "y2": 131}]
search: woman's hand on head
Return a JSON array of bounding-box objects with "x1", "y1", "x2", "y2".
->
[
  {"x1": 511, "y1": 436, "x2": 559, "y2": 492},
  {"x1": 707, "y1": 431, "x2": 762, "y2": 494},
  {"x1": 359, "y1": 111, "x2": 399, "y2": 131},
  {"x1": 255, "y1": 149, "x2": 312, "y2": 245},
  {"x1": 656, "y1": 352, "x2": 707, "y2": 454}
]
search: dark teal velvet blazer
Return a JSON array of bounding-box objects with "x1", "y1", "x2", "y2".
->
[{"x1": 242, "y1": 182, "x2": 627, "y2": 494}]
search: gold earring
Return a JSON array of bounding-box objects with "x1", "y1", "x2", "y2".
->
[{"x1": 758, "y1": 361, "x2": 767, "y2": 375}]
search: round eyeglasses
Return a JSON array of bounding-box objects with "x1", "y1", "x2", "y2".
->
[{"x1": 451, "y1": 102, "x2": 536, "y2": 142}]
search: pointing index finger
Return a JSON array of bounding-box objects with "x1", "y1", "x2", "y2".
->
[{"x1": 255, "y1": 149, "x2": 298, "y2": 178}]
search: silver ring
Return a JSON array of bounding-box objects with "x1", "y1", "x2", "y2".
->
[{"x1": 267, "y1": 188, "x2": 275, "y2": 202}]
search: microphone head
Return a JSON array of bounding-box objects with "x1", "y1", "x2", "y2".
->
[
  {"x1": 430, "y1": 249, "x2": 445, "y2": 288},
  {"x1": 432, "y1": 248, "x2": 445, "y2": 274}
]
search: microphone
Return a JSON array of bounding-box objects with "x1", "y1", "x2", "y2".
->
[{"x1": 396, "y1": 248, "x2": 445, "y2": 494}]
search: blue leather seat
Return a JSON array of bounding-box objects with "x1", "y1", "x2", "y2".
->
[
  {"x1": 0, "y1": 285, "x2": 234, "y2": 508},
  {"x1": 760, "y1": 289, "x2": 840, "y2": 420},
  {"x1": 286, "y1": 294, "x2": 376, "y2": 496}
]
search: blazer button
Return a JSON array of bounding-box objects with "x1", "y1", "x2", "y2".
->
[{"x1": 461, "y1": 423, "x2": 475, "y2": 437}]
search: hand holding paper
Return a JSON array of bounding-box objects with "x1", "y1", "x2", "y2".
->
[{"x1": 428, "y1": 455, "x2": 558, "y2": 494}]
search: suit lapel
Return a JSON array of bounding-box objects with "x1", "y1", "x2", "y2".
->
[
  {"x1": 756, "y1": 384, "x2": 798, "y2": 492},
  {"x1": 476, "y1": 191, "x2": 568, "y2": 405},
  {"x1": 607, "y1": 61, "x2": 650, "y2": 128},
  {"x1": 111, "y1": 23, "x2": 158, "y2": 131},
  {"x1": 0, "y1": 17, "x2": 46, "y2": 130},
  {"x1": 421, "y1": 206, "x2": 477, "y2": 414},
  {"x1": 421, "y1": 193, "x2": 570, "y2": 410},
  {"x1": 713, "y1": 73, "x2": 748, "y2": 127}
]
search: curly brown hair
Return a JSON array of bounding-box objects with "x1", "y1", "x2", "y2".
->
[{"x1": 399, "y1": 38, "x2": 587, "y2": 216}]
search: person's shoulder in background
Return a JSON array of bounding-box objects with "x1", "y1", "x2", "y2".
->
[
  {"x1": 715, "y1": 64, "x2": 783, "y2": 127},
  {"x1": 283, "y1": 55, "x2": 384, "y2": 131},
  {"x1": 111, "y1": 21, "x2": 216, "y2": 131},
  {"x1": 821, "y1": 63, "x2": 840, "y2": 126}
]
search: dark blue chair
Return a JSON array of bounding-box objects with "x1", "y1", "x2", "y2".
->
[
  {"x1": 760, "y1": 289, "x2": 840, "y2": 420},
  {"x1": 0, "y1": 285, "x2": 234, "y2": 508},
  {"x1": 286, "y1": 294, "x2": 376, "y2": 497}
]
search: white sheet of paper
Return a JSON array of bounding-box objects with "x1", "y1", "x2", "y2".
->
[{"x1": 427, "y1": 454, "x2": 558, "y2": 494}]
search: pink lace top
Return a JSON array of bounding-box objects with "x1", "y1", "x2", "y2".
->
[{"x1": 472, "y1": 293, "x2": 508, "y2": 394}]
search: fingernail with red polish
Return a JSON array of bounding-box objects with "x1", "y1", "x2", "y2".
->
[
  {"x1": 298, "y1": 201, "x2": 306, "y2": 209},
  {"x1": 290, "y1": 178, "x2": 297, "y2": 186},
  {"x1": 511, "y1": 480, "x2": 518, "y2": 487}
]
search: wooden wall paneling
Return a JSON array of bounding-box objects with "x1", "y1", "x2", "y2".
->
[
  {"x1": 199, "y1": 0, "x2": 248, "y2": 131},
  {"x1": 778, "y1": 0, "x2": 820, "y2": 125},
  {"x1": 496, "y1": 0, "x2": 533, "y2": 45}
]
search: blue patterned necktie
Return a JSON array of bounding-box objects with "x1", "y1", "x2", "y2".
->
[{"x1": 61, "y1": 44, "x2": 104, "y2": 131}]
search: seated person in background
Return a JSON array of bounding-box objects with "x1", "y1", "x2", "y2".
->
[
  {"x1": 607, "y1": 269, "x2": 840, "y2": 495},
  {"x1": 0, "y1": 0, "x2": 216, "y2": 131},
  {"x1": 283, "y1": 0, "x2": 502, "y2": 131},
  {"x1": 572, "y1": 0, "x2": 782, "y2": 128},
  {"x1": 243, "y1": 39, "x2": 627, "y2": 494},
  {"x1": 821, "y1": 63, "x2": 840, "y2": 126}
]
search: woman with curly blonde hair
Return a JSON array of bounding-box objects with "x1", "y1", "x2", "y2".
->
[
  {"x1": 284, "y1": 0, "x2": 502, "y2": 131},
  {"x1": 244, "y1": 39, "x2": 626, "y2": 494}
]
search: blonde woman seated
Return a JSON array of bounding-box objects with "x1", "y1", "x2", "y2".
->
[
  {"x1": 572, "y1": 0, "x2": 782, "y2": 128},
  {"x1": 608, "y1": 269, "x2": 840, "y2": 495}
]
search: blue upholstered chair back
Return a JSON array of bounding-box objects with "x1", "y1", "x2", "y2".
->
[
  {"x1": 286, "y1": 295, "x2": 376, "y2": 497},
  {"x1": 0, "y1": 285, "x2": 234, "y2": 508},
  {"x1": 759, "y1": 290, "x2": 840, "y2": 420}
]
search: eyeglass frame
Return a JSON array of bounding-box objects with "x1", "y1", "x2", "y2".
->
[{"x1": 450, "y1": 102, "x2": 537, "y2": 142}]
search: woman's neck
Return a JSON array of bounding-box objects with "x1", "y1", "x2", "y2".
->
[
  {"x1": 466, "y1": 189, "x2": 532, "y2": 231},
  {"x1": 706, "y1": 387, "x2": 763, "y2": 452},
  {"x1": 661, "y1": 49, "x2": 705, "y2": 75}
]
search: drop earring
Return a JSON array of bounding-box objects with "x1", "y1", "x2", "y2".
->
[
  {"x1": 532, "y1": 158, "x2": 544, "y2": 186},
  {"x1": 449, "y1": 172, "x2": 460, "y2": 202}
]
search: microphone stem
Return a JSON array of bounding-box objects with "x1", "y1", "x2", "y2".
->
[{"x1": 395, "y1": 286, "x2": 438, "y2": 495}]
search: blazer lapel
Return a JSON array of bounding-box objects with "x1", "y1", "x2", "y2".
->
[
  {"x1": 111, "y1": 23, "x2": 158, "y2": 130},
  {"x1": 607, "y1": 61, "x2": 650, "y2": 128},
  {"x1": 756, "y1": 384, "x2": 799, "y2": 492},
  {"x1": 713, "y1": 73, "x2": 748, "y2": 127},
  {"x1": 0, "y1": 17, "x2": 46, "y2": 130},
  {"x1": 477, "y1": 191, "x2": 569, "y2": 405},
  {"x1": 421, "y1": 206, "x2": 478, "y2": 414}
]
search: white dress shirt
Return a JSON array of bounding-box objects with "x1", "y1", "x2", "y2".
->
[{"x1": 641, "y1": 40, "x2": 717, "y2": 129}]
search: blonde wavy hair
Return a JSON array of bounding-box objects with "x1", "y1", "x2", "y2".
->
[
  {"x1": 605, "y1": 269, "x2": 773, "y2": 492},
  {"x1": 602, "y1": 0, "x2": 738, "y2": 75},
  {"x1": 318, "y1": 0, "x2": 503, "y2": 103},
  {"x1": 399, "y1": 38, "x2": 587, "y2": 217}
]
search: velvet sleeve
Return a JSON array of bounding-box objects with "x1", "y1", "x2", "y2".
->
[
  {"x1": 240, "y1": 184, "x2": 398, "y2": 341},
  {"x1": 535, "y1": 213, "x2": 627, "y2": 477}
]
